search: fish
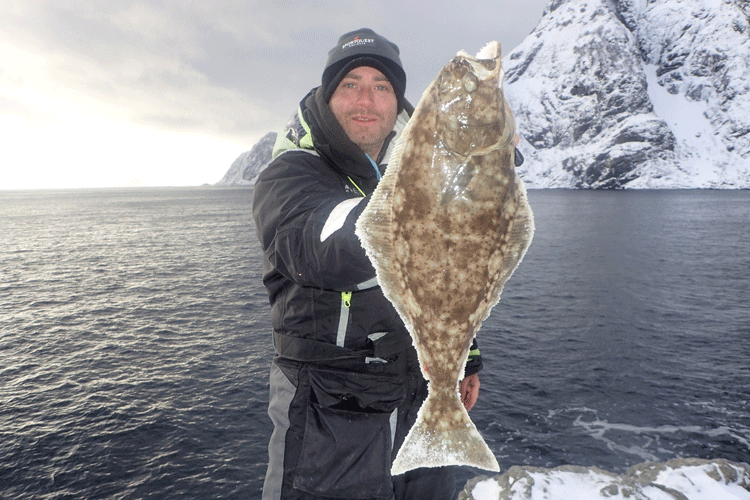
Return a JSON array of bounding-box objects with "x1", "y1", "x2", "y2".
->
[{"x1": 355, "y1": 41, "x2": 535, "y2": 475}]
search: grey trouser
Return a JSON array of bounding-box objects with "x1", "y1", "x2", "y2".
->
[{"x1": 261, "y1": 355, "x2": 457, "y2": 500}]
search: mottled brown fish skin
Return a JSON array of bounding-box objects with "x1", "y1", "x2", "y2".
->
[{"x1": 356, "y1": 41, "x2": 534, "y2": 475}]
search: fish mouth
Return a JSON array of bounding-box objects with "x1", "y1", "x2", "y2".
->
[
  {"x1": 475, "y1": 41, "x2": 500, "y2": 60},
  {"x1": 456, "y1": 41, "x2": 500, "y2": 61},
  {"x1": 455, "y1": 41, "x2": 503, "y2": 85}
]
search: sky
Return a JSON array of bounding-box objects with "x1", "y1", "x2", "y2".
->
[{"x1": 1, "y1": 0, "x2": 550, "y2": 190}]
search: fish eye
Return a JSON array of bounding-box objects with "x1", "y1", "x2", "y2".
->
[
  {"x1": 463, "y1": 73, "x2": 478, "y2": 92},
  {"x1": 438, "y1": 71, "x2": 453, "y2": 92}
]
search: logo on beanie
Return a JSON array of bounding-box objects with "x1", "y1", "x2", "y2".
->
[{"x1": 341, "y1": 35, "x2": 376, "y2": 51}]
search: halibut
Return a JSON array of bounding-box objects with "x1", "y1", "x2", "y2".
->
[{"x1": 355, "y1": 42, "x2": 535, "y2": 475}]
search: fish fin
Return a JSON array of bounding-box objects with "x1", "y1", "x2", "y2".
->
[
  {"x1": 355, "y1": 132, "x2": 399, "y2": 262},
  {"x1": 390, "y1": 394, "x2": 500, "y2": 475},
  {"x1": 355, "y1": 125, "x2": 421, "y2": 331}
]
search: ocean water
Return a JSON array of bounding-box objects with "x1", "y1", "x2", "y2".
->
[{"x1": 1, "y1": 187, "x2": 748, "y2": 499}]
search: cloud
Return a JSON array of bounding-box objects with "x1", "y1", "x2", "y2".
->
[
  {"x1": 0, "y1": 0, "x2": 548, "y2": 188},
  {"x1": 2, "y1": 1, "x2": 279, "y2": 140}
]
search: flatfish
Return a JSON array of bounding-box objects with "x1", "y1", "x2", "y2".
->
[{"x1": 355, "y1": 41, "x2": 534, "y2": 475}]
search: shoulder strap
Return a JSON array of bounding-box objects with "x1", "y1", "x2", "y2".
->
[{"x1": 272, "y1": 106, "x2": 315, "y2": 159}]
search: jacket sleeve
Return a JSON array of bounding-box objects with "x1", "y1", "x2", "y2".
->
[
  {"x1": 464, "y1": 338, "x2": 483, "y2": 377},
  {"x1": 253, "y1": 151, "x2": 376, "y2": 291}
]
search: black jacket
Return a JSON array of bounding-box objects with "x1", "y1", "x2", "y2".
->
[{"x1": 252, "y1": 87, "x2": 482, "y2": 375}]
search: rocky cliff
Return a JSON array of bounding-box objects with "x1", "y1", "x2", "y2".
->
[
  {"x1": 507, "y1": 0, "x2": 750, "y2": 188},
  {"x1": 215, "y1": 131, "x2": 276, "y2": 186}
]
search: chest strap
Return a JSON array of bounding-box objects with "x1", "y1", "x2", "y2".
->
[{"x1": 273, "y1": 331, "x2": 413, "y2": 363}]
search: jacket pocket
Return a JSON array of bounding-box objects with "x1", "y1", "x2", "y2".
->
[{"x1": 293, "y1": 366, "x2": 405, "y2": 499}]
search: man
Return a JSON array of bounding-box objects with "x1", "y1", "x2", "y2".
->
[{"x1": 252, "y1": 28, "x2": 482, "y2": 500}]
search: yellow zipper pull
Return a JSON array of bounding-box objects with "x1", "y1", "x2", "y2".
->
[{"x1": 341, "y1": 291, "x2": 352, "y2": 308}]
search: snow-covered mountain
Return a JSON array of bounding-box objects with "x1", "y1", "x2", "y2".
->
[
  {"x1": 218, "y1": 0, "x2": 750, "y2": 189},
  {"x1": 507, "y1": 0, "x2": 750, "y2": 188},
  {"x1": 215, "y1": 131, "x2": 276, "y2": 186}
]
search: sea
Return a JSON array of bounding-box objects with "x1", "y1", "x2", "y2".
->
[{"x1": 1, "y1": 187, "x2": 748, "y2": 499}]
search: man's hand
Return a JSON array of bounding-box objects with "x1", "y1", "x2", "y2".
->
[{"x1": 458, "y1": 373, "x2": 480, "y2": 411}]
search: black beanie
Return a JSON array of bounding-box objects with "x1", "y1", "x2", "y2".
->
[{"x1": 322, "y1": 28, "x2": 406, "y2": 113}]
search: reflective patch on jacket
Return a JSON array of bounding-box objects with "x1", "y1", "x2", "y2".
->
[{"x1": 320, "y1": 198, "x2": 364, "y2": 242}]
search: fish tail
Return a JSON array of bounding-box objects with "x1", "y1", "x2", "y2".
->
[{"x1": 390, "y1": 395, "x2": 499, "y2": 475}]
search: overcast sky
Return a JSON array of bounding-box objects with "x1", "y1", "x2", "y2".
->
[{"x1": 1, "y1": 0, "x2": 549, "y2": 190}]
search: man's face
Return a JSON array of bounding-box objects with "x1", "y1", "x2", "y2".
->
[{"x1": 328, "y1": 65, "x2": 399, "y2": 159}]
